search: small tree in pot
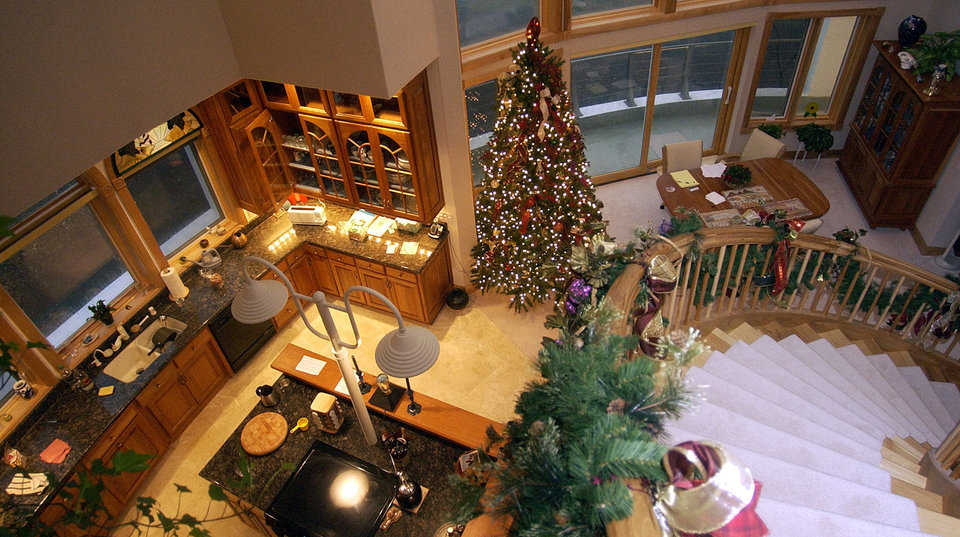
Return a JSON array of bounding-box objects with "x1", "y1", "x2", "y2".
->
[
  {"x1": 758, "y1": 123, "x2": 785, "y2": 139},
  {"x1": 87, "y1": 300, "x2": 116, "y2": 326},
  {"x1": 795, "y1": 123, "x2": 834, "y2": 157}
]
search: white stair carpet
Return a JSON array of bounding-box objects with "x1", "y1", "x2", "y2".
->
[{"x1": 666, "y1": 333, "x2": 960, "y2": 537}]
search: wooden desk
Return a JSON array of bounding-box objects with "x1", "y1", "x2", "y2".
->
[
  {"x1": 656, "y1": 158, "x2": 829, "y2": 220},
  {"x1": 271, "y1": 343, "x2": 505, "y2": 450}
]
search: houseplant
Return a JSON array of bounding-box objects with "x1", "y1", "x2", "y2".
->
[
  {"x1": 795, "y1": 124, "x2": 834, "y2": 155},
  {"x1": 721, "y1": 164, "x2": 752, "y2": 188},
  {"x1": 87, "y1": 300, "x2": 116, "y2": 326},
  {"x1": 758, "y1": 123, "x2": 785, "y2": 139},
  {"x1": 907, "y1": 30, "x2": 960, "y2": 81}
]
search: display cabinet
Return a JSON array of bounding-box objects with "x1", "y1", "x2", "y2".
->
[
  {"x1": 243, "y1": 110, "x2": 294, "y2": 208},
  {"x1": 299, "y1": 115, "x2": 351, "y2": 202},
  {"x1": 838, "y1": 42, "x2": 960, "y2": 228}
]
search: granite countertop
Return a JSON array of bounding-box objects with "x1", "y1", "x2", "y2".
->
[
  {"x1": 199, "y1": 375, "x2": 464, "y2": 536},
  {"x1": 0, "y1": 203, "x2": 447, "y2": 518}
]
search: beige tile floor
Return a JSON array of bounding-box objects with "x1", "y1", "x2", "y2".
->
[
  {"x1": 112, "y1": 291, "x2": 551, "y2": 536},
  {"x1": 113, "y1": 157, "x2": 948, "y2": 536}
]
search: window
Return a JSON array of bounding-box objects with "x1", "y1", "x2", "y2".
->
[
  {"x1": 0, "y1": 371, "x2": 17, "y2": 406},
  {"x1": 573, "y1": 0, "x2": 653, "y2": 17},
  {"x1": 126, "y1": 143, "x2": 224, "y2": 256},
  {"x1": 456, "y1": 0, "x2": 538, "y2": 47},
  {"x1": 744, "y1": 10, "x2": 881, "y2": 129},
  {"x1": 0, "y1": 204, "x2": 133, "y2": 348},
  {"x1": 465, "y1": 80, "x2": 499, "y2": 188},
  {"x1": 571, "y1": 28, "x2": 744, "y2": 180}
]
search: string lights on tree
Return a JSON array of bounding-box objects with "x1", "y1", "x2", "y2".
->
[{"x1": 470, "y1": 17, "x2": 605, "y2": 311}]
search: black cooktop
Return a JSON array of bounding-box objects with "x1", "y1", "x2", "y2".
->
[{"x1": 265, "y1": 441, "x2": 399, "y2": 537}]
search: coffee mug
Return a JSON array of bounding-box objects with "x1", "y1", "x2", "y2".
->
[{"x1": 13, "y1": 380, "x2": 34, "y2": 399}]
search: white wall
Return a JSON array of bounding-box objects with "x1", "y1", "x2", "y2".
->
[{"x1": 0, "y1": 0, "x2": 239, "y2": 217}]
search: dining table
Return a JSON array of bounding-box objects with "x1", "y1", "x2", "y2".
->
[{"x1": 655, "y1": 157, "x2": 830, "y2": 222}]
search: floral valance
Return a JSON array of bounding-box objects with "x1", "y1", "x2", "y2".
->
[{"x1": 111, "y1": 110, "x2": 202, "y2": 176}]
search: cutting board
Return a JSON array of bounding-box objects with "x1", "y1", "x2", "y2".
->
[{"x1": 240, "y1": 412, "x2": 288, "y2": 456}]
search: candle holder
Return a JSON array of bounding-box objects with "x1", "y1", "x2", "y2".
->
[{"x1": 351, "y1": 355, "x2": 372, "y2": 394}]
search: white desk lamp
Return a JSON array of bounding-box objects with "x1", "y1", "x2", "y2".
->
[{"x1": 231, "y1": 256, "x2": 439, "y2": 446}]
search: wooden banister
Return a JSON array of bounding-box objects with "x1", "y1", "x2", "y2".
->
[{"x1": 935, "y1": 421, "x2": 960, "y2": 479}]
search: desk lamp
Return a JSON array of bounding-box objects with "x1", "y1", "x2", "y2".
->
[{"x1": 231, "y1": 256, "x2": 439, "y2": 445}]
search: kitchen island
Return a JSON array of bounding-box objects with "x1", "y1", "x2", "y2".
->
[{"x1": 199, "y1": 374, "x2": 467, "y2": 536}]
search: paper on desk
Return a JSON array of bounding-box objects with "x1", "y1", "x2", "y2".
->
[
  {"x1": 705, "y1": 191, "x2": 726, "y2": 205},
  {"x1": 400, "y1": 241, "x2": 419, "y2": 255},
  {"x1": 701, "y1": 162, "x2": 727, "y2": 178},
  {"x1": 670, "y1": 170, "x2": 699, "y2": 188},
  {"x1": 385, "y1": 242, "x2": 399, "y2": 254},
  {"x1": 295, "y1": 356, "x2": 326, "y2": 375},
  {"x1": 334, "y1": 376, "x2": 349, "y2": 396}
]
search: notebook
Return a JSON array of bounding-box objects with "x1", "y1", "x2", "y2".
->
[{"x1": 670, "y1": 170, "x2": 699, "y2": 188}]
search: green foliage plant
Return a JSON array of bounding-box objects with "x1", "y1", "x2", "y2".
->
[
  {"x1": 757, "y1": 123, "x2": 785, "y2": 139},
  {"x1": 795, "y1": 123, "x2": 834, "y2": 154},
  {"x1": 721, "y1": 164, "x2": 752, "y2": 188},
  {"x1": 87, "y1": 300, "x2": 115, "y2": 326},
  {"x1": 907, "y1": 30, "x2": 960, "y2": 81}
]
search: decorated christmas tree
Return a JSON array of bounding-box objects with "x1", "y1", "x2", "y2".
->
[{"x1": 471, "y1": 17, "x2": 605, "y2": 311}]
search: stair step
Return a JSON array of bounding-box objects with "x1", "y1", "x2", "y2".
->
[
  {"x1": 807, "y1": 338, "x2": 908, "y2": 435},
  {"x1": 904, "y1": 436, "x2": 930, "y2": 454},
  {"x1": 705, "y1": 327, "x2": 735, "y2": 352},
  {"x1": 881, "y1": 459, "x2": 927, "y2": 488},
  {"x1": 891, "y1": 478, "x2": 945, "y2": 513},
  {"x1": 751, "y1": 335, "x2": 885, "y2": 439},
  {"x1": 918, "y1": 507, "x2": 960, "y2": 537},
  {"x1": 687, "y1": 366, "x2": 880, "y2": 464},
  {"x1": 666, "y1": 426, "x2": 921, "y2": 529},
  {"x1": 889, "y1": 350, "x2": 918, "y2": 366},
  {"x1": 779, "y1": 336, "x2": 897, "y2": 434},
  {"x1": 757, "y1": 498, "x2": 935, "y2": 537},
  {"x1": 836, "y1": 344, "x2": 924, "y2": 438},
  {"x1": 882, "y1": 438, "x2": 923, "y2": 472},
  {"x1": 901, "y1": 367, "x2": 953, "y2": 438},
  {"x1": 890, "y1": 437, "x2": 927, "y2": 462},
  {"x1": 865, "y1": 353, "x2": 940, "y2": 443},
  {"x1": 853, "y1": 338, "x2": 885, "y2": 355},
  {"x1": 790, "y1": 323, "x2": 821, "y2": 343},
  {"x1": 728, "y1": 322, "x2": 764, "y2": 343},
  {"x1": 818, "y1": 328, "x2": 852, "y2": 348},
  {"x1": 702, "y1": 346, "x2": 878, "y2": 448},
  {"x1": 931, "y1": 381, "x2": 960, "y2": 422},
  {"x1": 673, "y1": 400, "x2": 891, "y2": 490}
]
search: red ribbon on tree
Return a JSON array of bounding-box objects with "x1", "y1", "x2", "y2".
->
[{"x1": 771, "y1": 219, "x2": 806, "y2": 295}]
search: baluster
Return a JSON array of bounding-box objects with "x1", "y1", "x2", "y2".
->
[
  {"x1": 846, "y1": 265, "x2": 879, "y2": 322},
  {"x1": 739, "y1": 245, "x2": 760, "y2": 311},
  {"x1": 830, "y1": 256, "x2": 860, "y2": 317},
  {"x1": 665, "y1": 254, "x2": 686, "y2": 324},
  {"x1": 751, "y1": 249, "x2": 773, "y2": 308},
  {"x1": 704, "y1": 245, "x2": 728, "y2": 320},
  {"x1": 801, "y1": 250, "x2": 826, "y2": 312},
  {"x1": 874, "y1": 276, "x2": 906, "y2": 329},
  {"x1": 776, "y1": 246, "x2": 801, "y2": 310},
  {"x1": 726, "y1": 244, "x2": 750, "y2": 314},
  {"x1": 918, "y1": 296, "x2": 949, "y2": 340},
  {"x1": 786, "y1": 249, "x2": 814, "y2": 310},
  {"x1": 862, "y1": 271, "x2": 891, "y2": 325},
  {"x1": 882, "y1": 281, "x2": 918, "y2": 331},
  {"x1": 903, "y1": 303, "x2": 927, "y2": 340},
  {"x1": 815, "y1": 251, "x2": 848, "y2": 314},
  {"x1": 694, "y1": 248, "x2": 716, "y2": 322},
  {"x1": 683, "y1": 255, "x2": 703, "y2": 326}
]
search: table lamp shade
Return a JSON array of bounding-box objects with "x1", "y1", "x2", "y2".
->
[
  {"x1": 232, "y1": 278, "x2": 289, "y2": 324},
  {"x1": 374, "y1": 325, "x2": 439, "y2": 378}
]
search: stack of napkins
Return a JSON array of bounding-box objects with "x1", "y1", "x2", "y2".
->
[
  {"x1": 701, "y1": 162, "x2": 727, "y2": 178},
  {"x1": 5, "y1": 473, "x2": 48, "y2": 496},
  {"x1": 39, "y1": 438, "x2": 71, "y2": 464}
]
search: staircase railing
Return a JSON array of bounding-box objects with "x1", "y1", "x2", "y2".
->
[
  {"x1": 935, "y1": 421, "x2": 960, "y2": 479},
  {"x1": 606, "y1": 227, "x2": 960, "y2": 360}
]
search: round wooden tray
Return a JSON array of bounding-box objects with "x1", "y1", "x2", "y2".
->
[{"x1": 240, "y1": 412, "x2": 288, "y2": 456}]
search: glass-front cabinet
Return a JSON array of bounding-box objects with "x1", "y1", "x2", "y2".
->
[{"x1": 210, "y1": 72, "x2": 442, "y2": 222}]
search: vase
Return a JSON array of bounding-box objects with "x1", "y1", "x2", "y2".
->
[{"x1": 898, "y1": 15, "x2": 927, "y2": 47}]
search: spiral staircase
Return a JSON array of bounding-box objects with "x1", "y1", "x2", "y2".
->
[{"x1": 602, "y1": 228, "x2": 960, "y2": 537}]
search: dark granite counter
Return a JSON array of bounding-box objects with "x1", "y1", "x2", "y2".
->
[
  {"x1": 199, "y1": 375, "x2": 464, "y2": 536},
  {"x1": 0, "y1": 202, "x2": 447, "y2": 519}
]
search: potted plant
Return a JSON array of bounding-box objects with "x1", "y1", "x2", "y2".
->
[
  {"x1": 758, "y1": 123, "x2": 785, "y2": 139},
  {"x1": 721, "y1": 164, "x2": 752, "y2": 189},
  {"x1": 908, "y1": 30, "x2": 960, "y2": 81},
  {"x1": 795, "y1": 124, "x2": 834, "y2": 156},
  {"x1": 88, "y1": 300, "x2": 116, "y2": 326}
]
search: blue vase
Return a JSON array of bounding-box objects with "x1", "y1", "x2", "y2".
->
[{"x1": 898, "y1": 15, "x2": 927, "y2": 47}]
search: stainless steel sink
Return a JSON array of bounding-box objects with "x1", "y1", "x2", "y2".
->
[{"x1": 102, "y1": 317, "x2": 187, "y2": 383}]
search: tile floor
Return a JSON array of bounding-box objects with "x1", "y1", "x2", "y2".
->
[{"x1": 115, "y1": 157, "x2": 949, "y2": 536}]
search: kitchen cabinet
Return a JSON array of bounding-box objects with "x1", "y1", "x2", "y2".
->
[
  {"x1": 138, "y1": 327, "x2": 231, "y2": 437},
  {"x1": 244, "y1": 109, "x2": 294, "y2": 208},
  {"x1": 839, "y1": 42, "x2": 960, "y2": 228},
  {"x1": 259, "y1": 258, "x2": 298, "y2": 329},
  {"x1": 38, "y1": 473, "x2": 124, "y2": 537},
  {"x1": 385, "y1": 271, "x2": 423, "y2": 320},
  {"x1": 287, "y1": 248, "x2": 317, "y2": 296},
  {"x1": 299, "y1": 115, "x2": 350, "y2": 204},
  {"x1": 305, "y1": 245, "x2": 339, "y2": 296},
  {"x1": 358, "y1": 266, "x2": 392, "y2": 312},
  {"x1": 331, "y1": 260, "x2": 365, "y2": 305}
]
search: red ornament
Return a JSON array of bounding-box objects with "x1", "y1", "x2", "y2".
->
[
  {"x1": 521, "y1": 210, "x2": 532, "y2": 234},
  {"x1": 525, "y1": 17, "x2": 541, "y2": 44},
  {"x1": 554, "y1": 222, "x2": 564, "y2": 233}
]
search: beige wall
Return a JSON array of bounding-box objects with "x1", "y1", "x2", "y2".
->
[{"x1": 0, "y1": 0, "x2": 239, "y2": 217}]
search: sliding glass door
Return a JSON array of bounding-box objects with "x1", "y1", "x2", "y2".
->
[{"x1": 571, "y1": 28, "x2": 747, "y2": 182}]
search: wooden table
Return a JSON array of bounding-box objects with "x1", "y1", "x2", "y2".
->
[
  {"x1": 656, "y1": 158, "x2": 830, "y2": 220},
  {"x1": 271, "y1": 343, "x2": 504, "y2": 450}
]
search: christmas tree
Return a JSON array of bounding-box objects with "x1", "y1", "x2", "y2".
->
[{"x1": 471, "y1": 17, "x2": 605, "y2": 311}]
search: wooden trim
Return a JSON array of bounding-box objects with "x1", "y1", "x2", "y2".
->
[
  {"x1": 659, "y1": 0, "x2": 678, "y2": 14},
  {"x1": 591, "y1": 166, "x2": 654, "y2": 186},
  {"x1": 0, "y1": 384, "x2": 53, "y2": 444},
  {"x1": 541, "y1": 0, "x2": 565, "y2": 36},
  {"x1": 714, "y1": 27, "x2": 750, "y2": 153},
  {"x1": 910, "y1": 225, "x2": 947, "y2": 257},
  {"x1": 0, "y1": 286, "x2": 61, "y2": 383},
  {"x1": 741, "y1": 12, "x2": 777, "y2": 128},
  {"x1": 0, "y1": 182, "x2": 91, "y2": 253},
  {"x1": 641, "y1": 44, "x2": 662, "y2": 168},
  {"x1": 829, "y1": 12, "x2": 882, "y2": 127},
  {"x1": 0, "y1": 190, "x2": 97, "y2": 264},
  {"x1": 785, "y1": 18, "x2": 822, "y2": 123}
]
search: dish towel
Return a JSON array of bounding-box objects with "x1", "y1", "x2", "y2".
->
[
  {"x1": 5, "y1": 473, "x2": 48, "y2": 495},
  {"x1": 39, "y1": 439, "x2": 71, "y2": 464}
]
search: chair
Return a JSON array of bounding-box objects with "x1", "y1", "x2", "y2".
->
[
  {"x1": 740, "y1": 129, "x2": 786, "y2": 161},
  {"x1": 662, "y1": 140, "x2": 703, "y2": 173}
]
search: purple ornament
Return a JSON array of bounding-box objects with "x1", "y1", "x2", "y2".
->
[
  {"x1": 567, "y1": 278, "x2": 592, "y2": 303},
  {"x1": 659, "y1": 219, "x2": 673, "y2": 236},
  {"x1": 565, "y1": 297, "x2": 579, "y2": 314}
]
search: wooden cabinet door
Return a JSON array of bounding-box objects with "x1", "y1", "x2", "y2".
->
[
  {"x1": 175, "y1": 330, "x2": 230, "y2": 406},
  {"x1": 244, "y1": 109, "x2": 292, "y2": 206},
  {"x1": 300, "y1": 114, "x2": 352, "y2": 204},
  {"x1": 387, "y1": 276, "x2": 424, "y2": 321},
  {"x1": 138, "y1": 362, "x2": 198, "y2": 437},
  {"x1": 358, "y1": 269, "x2": 391, "y2": 312},
  {"x1": 331, "y1": 261, "x2": 365, "y2": 305},
  {"x1": 39, "y1": 475, "x2": 124, "y2": 537},
  {"x1": 310, "y1": 250, "x2": 340, "y2": 296},
  {"x1": 95, "y1": 406, "x2": 169, "y2": 504},
  {"x1": 288, "y1": 253, "x2": 317, "y2": 296}
]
